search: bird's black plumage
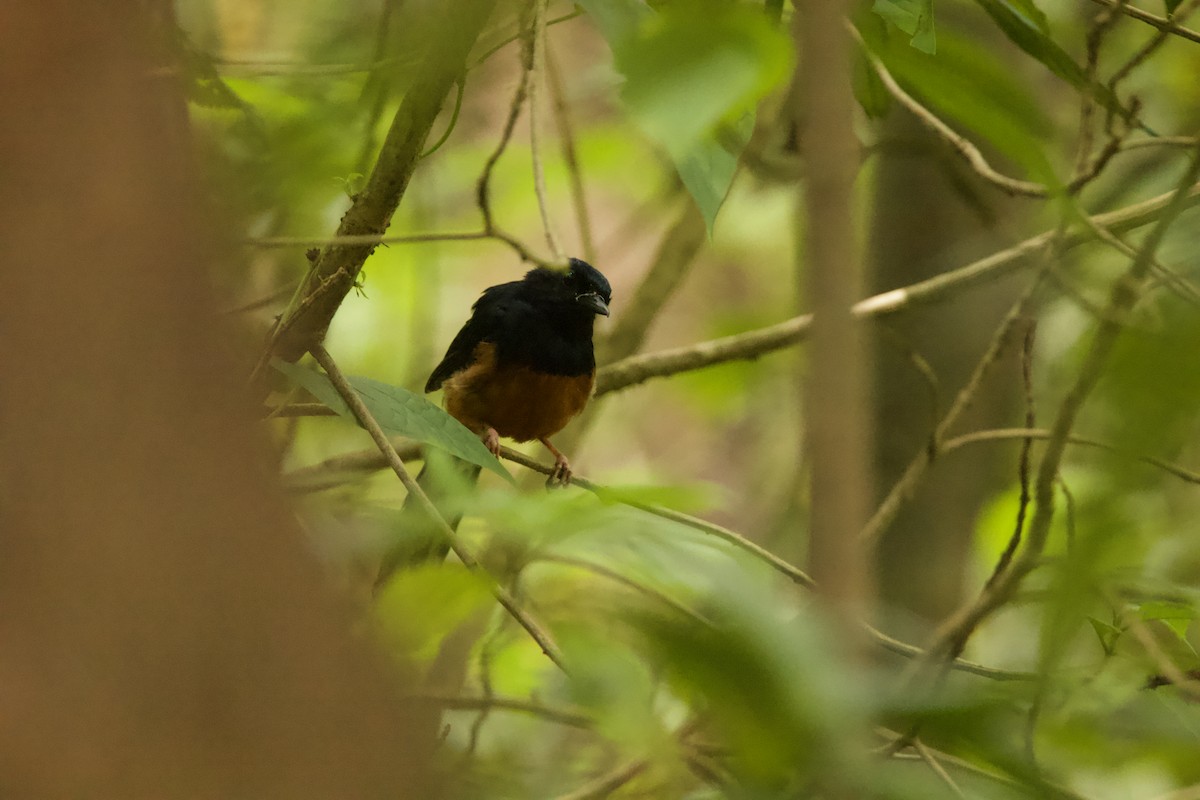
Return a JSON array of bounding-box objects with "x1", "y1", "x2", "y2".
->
[
  {"x1": 425, "y1": 258, "x2": 612, "y2": 393},
  {"x1": 377, "y1": 259, "x2": 611, "y2": 581}
]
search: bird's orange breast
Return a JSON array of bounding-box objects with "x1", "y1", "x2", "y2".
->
[{"x1": 442, "y1": 342, "x2": 594, "y2": 442}]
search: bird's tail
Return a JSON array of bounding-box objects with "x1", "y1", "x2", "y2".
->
[{"x1": 374, "y1": 451, "x2": 481, "y2": 590}]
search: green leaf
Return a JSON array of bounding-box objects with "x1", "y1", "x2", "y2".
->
[
  {"x1": 970, "y1": 0, "x2": 1134, "y2": 125},
  {"x1": 1004, "y1": 0, "x2": 1051, "y2": 32},
  {"x1": 1165, "y1": 0, "x2": 1183, "y2": 12},
  {"x1": 671, "y1": 115, "x2": 754, "y2": 232},
  {"x1": 1088, "y1": 616, "x2": 1122, "y2": 654},
  {"x1": 873, "y1": 0, "x2": 937, "y2": 53},
  {"x1": 271, "y1": 359, "x2": 513, "y2": 482},
  {"x1": 374, "y1": 563, "x2": 494, "y2": 663},
  {"x1": 1139, "y1": 601, "x2": 1198, "y2": 653},
  {"x1": 581, "y1": 0, "x2": 791, "y2": 233}
]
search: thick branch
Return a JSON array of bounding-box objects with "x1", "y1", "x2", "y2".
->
[
  {"x1": 268, "y1": 0, "x2": 499, "y2": 363},
  {"x1": 800, "y1": 0, "x2": 873, "y2": 628}
]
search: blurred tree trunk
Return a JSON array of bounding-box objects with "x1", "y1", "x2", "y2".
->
[
  {"x1": 867, "y1": 107, "x2": 1022, "y2": 623},
  {"x1": 0, "y1": 4, "x2": 434, "y2": 797}
]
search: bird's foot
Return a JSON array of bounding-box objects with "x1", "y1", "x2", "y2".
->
[
  {"x1": 483, "y1": 427, "x2": 501, "y2": 457},
  {"x1": 547, "y1": 453, "x2": 573, "y2": 487},
  {"x1": 538, "y1": 437, "x2": 572, "y2": 487}
]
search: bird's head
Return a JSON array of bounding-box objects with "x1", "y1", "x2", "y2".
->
[{"x1": 524, "y1": 258, "x2": 611, "y2": 318}]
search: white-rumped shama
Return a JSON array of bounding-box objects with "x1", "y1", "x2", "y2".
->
[{"x1": 425, "y1": 258, "x2": 611, "y2": 483}]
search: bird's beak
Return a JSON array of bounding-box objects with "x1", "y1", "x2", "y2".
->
[{"x1": 576, "y1": 292, "x2": 609, "y2": 316}]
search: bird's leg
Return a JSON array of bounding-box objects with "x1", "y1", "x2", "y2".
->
[
  {"x1": 538, "y1": 437, "x2": 572, "y2": 486},
  {"x1": 482, "y1": 427, "x2": 501, "y2": 457}
]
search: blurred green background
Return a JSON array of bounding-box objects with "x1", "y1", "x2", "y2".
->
[{"x1": 182, "y1": 0, "x2": 1200, "y2": 796}]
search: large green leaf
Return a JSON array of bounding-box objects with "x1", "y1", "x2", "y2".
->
[
  {"x1": 579, "y1": 0, "x2": 791, "y2": 233},
  {"x1": 272, "y1": 359, "x2": 513, "y2": 482}
]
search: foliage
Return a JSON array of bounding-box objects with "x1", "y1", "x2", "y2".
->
[{"x1": 191, "y1": 0, "x2": 1200, "y2": 796}]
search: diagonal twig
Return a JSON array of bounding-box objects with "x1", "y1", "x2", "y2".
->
[{"x1": 308, "y1": 344, "x2": 567, "y2": 671}]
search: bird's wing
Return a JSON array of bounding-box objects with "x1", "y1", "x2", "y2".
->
[{"x1": 424, "y1": 281, "x2": 524, "y2": 393}]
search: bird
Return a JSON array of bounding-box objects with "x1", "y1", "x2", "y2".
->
[{"x1": 424, "y1": 257, "x2": 612, "y2": 484}]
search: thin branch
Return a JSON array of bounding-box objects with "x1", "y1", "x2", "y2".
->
[
  {"x1": 1084, "y1": 0, "x2": 1200, "y2": 43},
  {"x1": 913, "y1": 739, "x2": 967, "y2": 799},
  {"x1": 498, "y1": 447, "x2": 1032, "y2": 680},
  {"x1": 1121, "y1": 135, "x2": 1200, "y2": 149},
  {"x1": 941, "y1": 428, "x2": 1200, "y2": 484},
  {"x1": 201, "y1": 59, "x2": 390, "y2": 76},
  {"x1": 498, "y1": 448, "x2": 816, "y2": 588},
  {"x1": 244, "y1": 230, "x2": 493, "y2": 249},
  {"x1": 985, "y1": 321, "x2": 1038, "y2": 590},
  {"x1": 868, "y1": 625, "x2": 1031, "y2": 680},
  {"x1": 592, "y1": 181, "x2": 1200, "y2": 396},
  {"x1": 851, "y1": 26, "x2": 1048, "y2": 198},
  {"x1": 1074, "y1": 0, "x2": 1127, "y2": 179},
  {"x1": 596, "y1": 200, "x2": 706, "y2": 364},
  {"x1": 532, "y1": 554, "x2": 710, "y2": 625},
  {"x1": 546, "y1": 42, "x2": 596, "y2": 263},
  {"x1": 921, "y1": 145, "x2": 1200, "y2": 666},
  {"x1": 265, "y1": 402, "x2": 339, "y2": 418},
  {"x1": 279, "y1": 435, "x2": 1031, "y2": 679},
  {"x1": 404, "y1": 692, "x2": 594, "y2": 728},
  {"x1": 880, "y1": 731, "x2": 1091, "y2": 800},
  {"x1": 1081, "y1": 215, "x2": 1200, "y2": 307},
  {"x1": 354, "y1": 0, "x2": 403, "y2": 174},
  {"x1": 418, "y1": 76, "x2": 467, "y2": 159},
  {"x1": 1120, "y1": 607, "x2": 1200, "y2": 701},
  {"x1": 470, "y1": 9, "x2": 584, "y2": 70},
  {"x1": 861, "y1": 277, "x2": 1048, "y2": 547},
  {"x1": 553, "y1": 759, "x2": 649, "y2": 800},
  {"x1": 1108, "y1": 0, "x2": 1200, "y2": 92},
  {"x1": 1059, "y1": 477, "x2": 1078, "y2": 552},
  {"x1": 221, "y1": 283, "x2": 298, "y2": 314},
  {"x1": 529, "y1": 0, "x2": 564, "y2": 262},
  {"x1": 308, "y1": 345, "x2": 567, "y2": 671},
  {"x1": 475, "y1": 2, "x2": 556, "y2": 267}
]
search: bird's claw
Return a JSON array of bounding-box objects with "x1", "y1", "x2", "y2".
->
[
  {"x1": 483, "y1": 428, "x2": 501, "y2": 457},
  {"x1": 546, "y1": 454, "x2": 572, "y2": 488}
]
